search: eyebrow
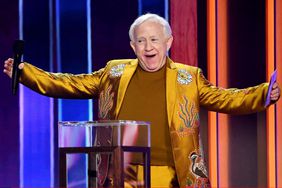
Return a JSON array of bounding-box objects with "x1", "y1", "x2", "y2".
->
[{"x1": 136, "y1": 35, "x2": 159, "y2": 40}]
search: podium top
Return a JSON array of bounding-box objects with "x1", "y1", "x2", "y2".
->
[
  {"x1": 59, "y1": 120, "x2": 151, "y2": 148},
  {"x1": 58, "y1": 120, "x2": 150, "y2": 127}
]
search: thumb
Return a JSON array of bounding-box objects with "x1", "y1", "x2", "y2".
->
[{"x1": 18, "y1": 63, "x2": 25, "y2": 69}]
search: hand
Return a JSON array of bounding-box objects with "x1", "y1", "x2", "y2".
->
[
  {"x1": 3, "y1": 58, "x2": 24, "y2": 78},
  {"x1": 270, "y1": 82, "x2": 280, "y2": 102}
]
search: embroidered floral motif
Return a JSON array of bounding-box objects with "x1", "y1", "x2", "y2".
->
[
  {"x1": 188, "y1": 150, "x2": 210, "y2": 188},
  {"x1": 229, "y1": 88, "x2": 241, "y2": 94},
  {"x1": 186, "y1": 178, "x2": 193, "y2": 186},
  {"x1": 177, "y1": 69, "x2": 192, "y2": 85},
  {"x1": 109, "y1": 64, "x2": 126, "y2": 78},
  {"x1": 177, "y1": 96, "x2": 199, "y2": 137},
  {"x1": 99, "y1": 84, "x2": 114, "y2": 119}
]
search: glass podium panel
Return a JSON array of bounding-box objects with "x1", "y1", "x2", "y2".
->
[{"x1": 59, "y1": 120, "x2": 151, "y2": 188}]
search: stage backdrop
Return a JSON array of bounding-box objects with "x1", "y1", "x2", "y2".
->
[{"x1": 0, "y1": 0, "x2": 281, "y2": 187}]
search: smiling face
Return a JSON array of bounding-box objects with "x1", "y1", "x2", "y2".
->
[{"x1": 130, "y1": 20, "x2": 173, "y2": 72}]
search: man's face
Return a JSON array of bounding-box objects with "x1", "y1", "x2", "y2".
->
[{"x1": 130, "y1": 21, "x2": 173, "y2": 72}]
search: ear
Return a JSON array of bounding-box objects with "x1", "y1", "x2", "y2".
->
[
  {"x1": 166, "y1": 36, "x2": 173, "y2": 51},
  {"x1": 130, "y1": 41, "x2": 136, "y2": 54}
]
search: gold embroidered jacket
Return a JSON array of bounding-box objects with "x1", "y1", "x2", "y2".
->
[{"x1": 20, "y1": 57, "x2": 269, "y2": 187}]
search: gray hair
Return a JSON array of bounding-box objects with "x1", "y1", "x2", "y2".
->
[{"x1": 129, "y1": 13, "x2": 172, "y2": 41}]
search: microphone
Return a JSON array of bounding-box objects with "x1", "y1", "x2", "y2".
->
[{"x1": 12, "y1": 40, "x2": 24, "y2": 95}]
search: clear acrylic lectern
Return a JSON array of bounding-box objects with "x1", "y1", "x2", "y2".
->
[{"x1": 59, "y1": 120, "x2": 151, "y2": 188}]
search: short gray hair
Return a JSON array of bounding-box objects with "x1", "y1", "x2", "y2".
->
[{"x1": 129, "y1": 13, "x2": 172, "y2": 41}]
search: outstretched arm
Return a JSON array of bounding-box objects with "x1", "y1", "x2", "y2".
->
[
  {"x1": 3, "y1": 58, "x2": 103, "y2": 99},
  {"x1": 197, "y1": 68, "x2": 280, "y2": 114}
]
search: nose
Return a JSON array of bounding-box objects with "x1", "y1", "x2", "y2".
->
[{"x1": 145, "y1": 41, "x2": 153, "y2": 51}]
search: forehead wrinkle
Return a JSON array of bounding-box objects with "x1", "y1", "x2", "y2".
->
[
  {"x1": 133, "y1": 21, "x2": 164, "y2": 38},
  {"x1": 136, "y1": 35, "x2": 159, "y2": 40}
]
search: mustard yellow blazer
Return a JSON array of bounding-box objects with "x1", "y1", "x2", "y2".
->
[{"x1": 20, "y1": 57, "x2": 269, "y2": 187}]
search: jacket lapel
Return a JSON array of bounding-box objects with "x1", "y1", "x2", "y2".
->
[
  {"x1": 166, "y1": 58, "x2": 177, "y2": 128},
  {"x1": 115, "y1": 59, "x2": 138, "y2": 118}
]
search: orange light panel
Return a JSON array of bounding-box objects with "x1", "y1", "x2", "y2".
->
[
  {"x1": 266, "y1": 0, "x2": 276, "y2": 187},
  {"x1": 207, "y1": 0, "x2": 218, "y2": 187},
  {"x1": 217, "y1": 0, "x2": 229, "y2": 187},
  {"x1": 276, "y1": 0, "x2": 282, "y2": 187}
]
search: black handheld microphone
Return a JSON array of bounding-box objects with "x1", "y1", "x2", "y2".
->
[{"x1": 12, "y1": 40, "x2": 24, "y2": 95}]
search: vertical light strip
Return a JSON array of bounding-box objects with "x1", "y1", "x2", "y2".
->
[
  {"x1": 19, "y1": 0, "x2": 23, "y2": 40},
  {"x1": 266, "y1": 0, "x2": 276, "y2": 187},
  {"x1": 164, "y1": 0, "x2": 169, "y2": 21},
  {"x1": 55, "y1": 0, "x2": 62, "y2": 121},
  {"x1": 207, "y1": 0, "x2": 218, "y2": 187},
  {"x1": 49, "y1": 98, "x2": 54, "y2": 187},
  {"x1": 217, "y1": 0, "x2": 229, "y2": 187},
  {"x1": 49, "y1": 0, "x2": 54, "y2": 73},
  {"x1": 86, "y1": 0, "x2": 92, "y2": 182},
  {"x1": 19, "y1": 0, "x2": 24, "y2": 187},
  {"x1": 87, "y1": 0, "x2": 93, "y2": 121},
  {"x1": 49, "y1": 0, "x2": 54, "y2": 186},
  {"x1": 276, "y1": 0, "x2": 282, "y2": 186},
  {"x1": 164, "y1": 0, "x2": 169, "y2": 65},
  {"x1": 138, "y1": 0, "x2": 142, "y2": 16},
  {"x1": 55, "y1": 0, "x2": 61, "y2": 73},
  {"x1": 19, "y1": 88, "x2": 24, "y2": 188},
  {"x1": 273, "y1": 1, "x2": 278, "y2": 187}
]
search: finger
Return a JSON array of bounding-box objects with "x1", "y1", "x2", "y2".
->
[
  {"x1": 271, "y1": 95, "x2": 279, "y2": 101},
  {"x1": 271, "y1": 92, "x2": 280, "y2": 98},
  {"x1": 4, "y1": 65, "x2": 10, "y2": 73},
  {"x1": 272, "y1": 82, "x2": 278, "y2": 89},
  {"x1": 271, "y1": 86, "x2": 281, "y2": 101},
  {"x1": 3, "y1": 68, "x2": 12, "y2": 78},
  {"x1": 6, "y1": 58, "x2": 14, "y2": 66},
  {"x1": 271, "y1": 89, "x2": 280, "y2": 96},
  {"x1": 4, "y1": 60, "x2": 13, "y2": 69},
  {"x1": 271, "y1": 87, "x2": 279, "y2": 93},
  {"x1": 4, "y1": 62, "x2": 12, "y2": 72}
]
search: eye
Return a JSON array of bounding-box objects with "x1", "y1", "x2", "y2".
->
[
  {"x1": 151, "y1": 38, "x2": 158, "y2": 42},
  {"x1": 137, "y1": 39, "x2": 145, "y2": 44}
]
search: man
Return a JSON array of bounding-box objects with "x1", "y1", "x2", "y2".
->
[{"x1": 3, "y1": 13, "x2": 281, "y2": 187}]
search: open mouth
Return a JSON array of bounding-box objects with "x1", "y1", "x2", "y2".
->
[{"x1": 145, "y1": 54, "x2": 156, "y2": 58}]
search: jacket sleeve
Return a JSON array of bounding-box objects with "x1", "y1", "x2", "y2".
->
[
  {"x1": 196, "y1": 68, "x2": 269, "y2": 114},
  {"x1": 19, "y1": 62, "x2": 104, "y2": 99}
]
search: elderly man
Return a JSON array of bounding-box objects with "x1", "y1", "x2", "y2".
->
[{"x1": 3, "y1": 13, "x2": 280, "y2": 187}]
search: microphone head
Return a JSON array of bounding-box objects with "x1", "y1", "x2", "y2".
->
[{"x1": 13, "y1": 40, "x2": 25, "y2": 55}]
